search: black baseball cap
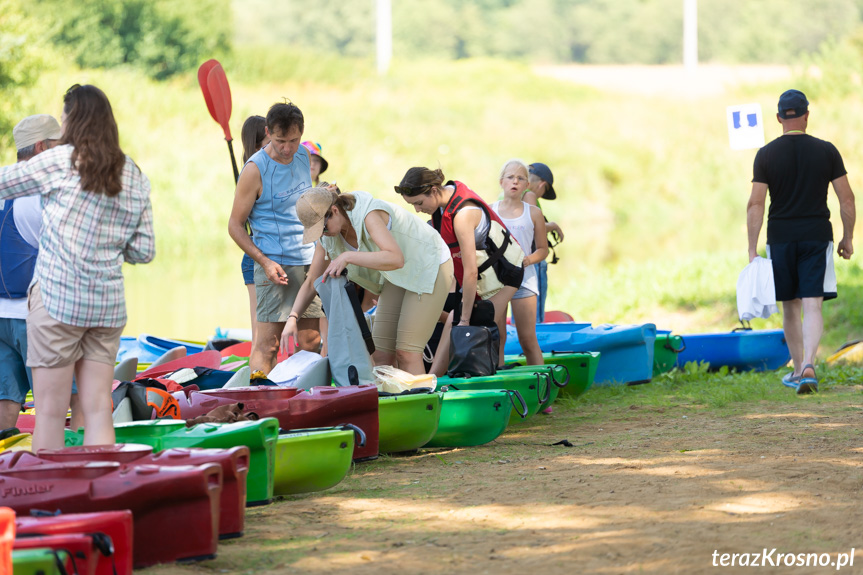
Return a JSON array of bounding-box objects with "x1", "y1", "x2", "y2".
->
[
  {"x1": 777, "y1": 89, "x2": 809, "y2": 119},
  {"x1": 528, "y1": 162, "x2": 556, "y2": 200}
]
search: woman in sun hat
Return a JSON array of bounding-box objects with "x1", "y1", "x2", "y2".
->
[{"x1": 284, "y1": 186, "x2": 453, "y2": 375}]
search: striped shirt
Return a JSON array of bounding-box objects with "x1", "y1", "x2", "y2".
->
[{"x1": 0, "y1": 145, "x2": 155, "y2": 327}]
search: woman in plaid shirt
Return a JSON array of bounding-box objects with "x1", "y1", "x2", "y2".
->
[{"x1": 0, "y1": 84, "x2": 155, "y2": 450}]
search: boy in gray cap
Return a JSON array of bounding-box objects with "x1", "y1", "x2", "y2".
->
[
  {"x1": 0, "y1": 114, "x2": 63, "y2": 428},
  {"x1": 527, "y1": 162, "x2": 565, "y2": 323}
]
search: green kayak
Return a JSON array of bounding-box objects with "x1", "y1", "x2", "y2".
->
[
  {"x1": 505, "y1": 351, "x2": 600, "y2": 398},
  {"x1": 378, "y1": 392, "x2": 442, "y2": 453},
  {"x1": 653, "y1": 332, "x2": 684, "y2": 376},
  {"x1": 426, "y1": 389, "x2": 526, "y2": 447},
  {"x1": 496, "y1": 363, "x2": 570, "y2": 411},
  {"x1": 436, "y1": 370, "x2": 551, "y2": 421},
  {"x1": 65, "y1": 418, "x2": 279, "y2": 506},
  {"x1": 13, "y1": 548, "x2": 69, "y2": 575},
  {"x1": 274, "y1": 426, "x2": 355, "y2": 495}
]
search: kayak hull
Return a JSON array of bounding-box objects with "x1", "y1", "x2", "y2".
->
[
  {"x1": 377, "y1": 393, "x2": 442, "y2": 453},
  {"x1": 426, "y1": 390, "x2": 513, "y2": 447},
  {"x1": 674, "y1": 329, "x2": 790, "y2": 372},
  {"x1": 505, "y1": 322, "x2": 656, "y2": 386},
  {"x1": 274, "y1": 428, "x2": 354, "y2": 495},
  {"x1": 504, "y1": 351, "x2": 599, "y2": 398},
  {"x1": 436, "y1": 370, "x2": 551, "y2": 421}
]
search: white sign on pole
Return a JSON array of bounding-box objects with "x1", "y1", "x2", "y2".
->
[{"x1": 726, "y1": 103, "x2": 765, "y2": 150}]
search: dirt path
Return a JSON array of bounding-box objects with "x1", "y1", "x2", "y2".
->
[{"x1": 151, "y1": 388, "x2": 863, "y2": 575}]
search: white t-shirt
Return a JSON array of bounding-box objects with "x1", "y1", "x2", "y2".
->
[{"x1": 0, "y1": 195, "x2": 41, "y2": 319}]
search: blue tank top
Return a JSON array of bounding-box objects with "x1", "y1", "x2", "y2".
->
[
  {"x1": 0, "y1": 199, "x2": 38, "y2": 298},
  {"x1": 247, "y1": 146, "x2": 314, "y2": 266}
]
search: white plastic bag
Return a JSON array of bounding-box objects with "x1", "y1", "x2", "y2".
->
[{"x1": 372, "y1": 365, "x2": 437, "y2": 394}]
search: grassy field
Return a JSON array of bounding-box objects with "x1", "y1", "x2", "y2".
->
[{"x1": 5, "y1": 47, "x2": 863, "y2": 355}]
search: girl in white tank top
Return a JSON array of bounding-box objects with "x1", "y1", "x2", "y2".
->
[{"x1": 491, "y1": 160, "x2": 549, "y2": 366}]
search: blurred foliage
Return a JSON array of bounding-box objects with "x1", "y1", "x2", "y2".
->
[
  {"x1": 27, "y1": 0, "x2": 233, "y2": 80},
  {"x1": 234, "y1": 0, "x2": 863, "y2": 64},
  {"x1": 0, "y1": 0, "x2": 49, "y2": 152}
]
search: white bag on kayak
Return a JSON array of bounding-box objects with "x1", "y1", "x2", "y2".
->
[
  {"x1": 373, "y1": 365, "x2": 436, "y2": 394},
  {"x1": 268, "y1": 350, "x2": 331, "y2": 390}
]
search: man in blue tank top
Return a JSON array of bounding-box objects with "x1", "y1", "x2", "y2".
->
[
  {"x1": 0, "y1": 115, "x2": 61, "y2": 428},
  {"x1": 228, "y1": 103, "x2": 323, "y2": 374}
]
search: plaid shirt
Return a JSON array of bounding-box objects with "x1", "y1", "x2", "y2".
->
[{"x1": 0, "y1": 145, "x2": 155, "y2": 327}]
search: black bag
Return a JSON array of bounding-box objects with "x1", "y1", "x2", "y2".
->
[
  {"x1": 448, "y1": 325, "x2": 498, "y2": 378},
  {"x1": 454, "y1": 299, "x2": 496, "y2": 328}
]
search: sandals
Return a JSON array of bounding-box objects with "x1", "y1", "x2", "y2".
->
[
  {"x1": 796, "y1": 363, "x2": 818, "y2": 394},
  {"x1": 781, "y1": 371, "x2": 801, "y2": 388}
]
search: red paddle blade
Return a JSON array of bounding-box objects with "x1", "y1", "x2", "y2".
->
[
  {"x1": 207, "y1": 63, "x2": 233, "y2": 141},
  {"x1": 197, "y1": 59, "x2": 220, "y2": 123}
]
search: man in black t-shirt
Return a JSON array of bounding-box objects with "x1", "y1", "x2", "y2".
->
[{"x1": 747, "y1": 89, "x2": 856, "y2": 394}]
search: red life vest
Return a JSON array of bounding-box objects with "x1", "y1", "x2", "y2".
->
[{"x1": 431, "y1": 181, "x2": 516, "y2": 287}]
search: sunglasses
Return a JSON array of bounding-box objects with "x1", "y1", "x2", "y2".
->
[{"x1": 393, "y1": 183, "x2": 433, "y2": 196}]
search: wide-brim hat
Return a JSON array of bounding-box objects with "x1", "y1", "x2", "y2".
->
[{"x1": 301, "y1": 141, "x2": 329, "y2": 174}]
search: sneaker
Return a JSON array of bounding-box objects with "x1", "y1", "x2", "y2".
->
[
  {"x1": 796, "y1": 364, "x2": 818, "y2": 394},
  {"x1": 781, "y1": 371, "x2": 800, "y2": 388},
  {"x1": 542, "y1": 406, "x2": 553, "y2": 414}
]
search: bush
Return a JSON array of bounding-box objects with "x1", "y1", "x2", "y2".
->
[{"x1": 31, "y1": 0, "x2": 233, "y2": 80}]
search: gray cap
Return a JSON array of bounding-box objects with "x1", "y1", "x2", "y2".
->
[{"x1": 13, "y1": 115, "x2": 62, "y2": 150}]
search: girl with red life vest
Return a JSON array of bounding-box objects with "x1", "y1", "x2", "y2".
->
[
  {"x1": 396, "y1": 167, "x2": 525, "y2": 369},
  {"x1": 491, "y1": 159, "x2": 548, "y2": 366}
]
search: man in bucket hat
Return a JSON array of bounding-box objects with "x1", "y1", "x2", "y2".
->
[
  {"x1": 746, "y1": 89, "x2": 856, "y2": 394},
  {"x1": 0, "y1": 115, "x2": 62, "y2": 428}
]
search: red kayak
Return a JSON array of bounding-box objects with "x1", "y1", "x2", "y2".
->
[
  {"x1": 198, "y1": 385, "x2": 380, "y2": 460},
  {"x1": 24, "y1": 444, "x2": 248, "y2": 539},
  {"x1": 0, "y1": 459, "x2": 221, "y2": 567},
  {"x1": 16, "y1": 510, "x2": 134, "y2": 575}
]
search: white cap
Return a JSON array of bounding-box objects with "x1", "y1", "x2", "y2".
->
[{"x1": 13, "y1": 115, "x2": 62, "y2": 150}]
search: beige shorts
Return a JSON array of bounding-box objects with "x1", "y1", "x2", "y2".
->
[
  {"x1": 373, "y1": 259, "x2": 454, "y2": 354},
  {"x1": 254, "y1": 263, "x2": 324, "y2": 323},
  {"x1": 26, "y1": 283, "x2": 124, "y2": 368}
]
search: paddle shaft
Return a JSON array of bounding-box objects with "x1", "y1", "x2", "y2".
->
[{"x1": 227, "y1": 140, "x2": 239, "y2": 183}]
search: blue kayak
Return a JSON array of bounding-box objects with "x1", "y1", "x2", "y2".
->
[
  {"x1": 116, "y1": 336, "x2": 161, "y2": 364},
  {"x1": 673, "y1": 329, "x2": 789, "y2": 372},
  {"x1": 138, "y1": 334, "x2": 206, "y2": 357},
  {"x1": 505, "y1": 322, "x2": 656, "y2": 386}
]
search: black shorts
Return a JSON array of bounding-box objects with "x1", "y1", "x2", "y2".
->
[{"x1": 767, "y1": 241, "x2": 837, "y2": 302}]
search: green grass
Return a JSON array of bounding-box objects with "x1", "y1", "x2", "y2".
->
[{"x1": 564, "y1": 362, "x2": 863, "y2": 413}]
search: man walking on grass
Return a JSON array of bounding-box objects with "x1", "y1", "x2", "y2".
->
[{"x1": 746, "y1": 89, "x2": 856, "y2": 394}]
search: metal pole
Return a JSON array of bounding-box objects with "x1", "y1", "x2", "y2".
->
[
  {"x1": 376, "y1": 0, "x2": 392, "y2": 75},
  {"x1": 683, "y1": 0, "x2": 698, "y2": 70}
]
